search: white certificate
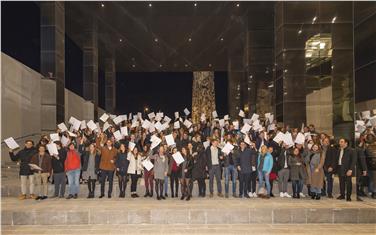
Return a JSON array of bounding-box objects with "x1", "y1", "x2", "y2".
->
[
  {"x1": 172, "y1": 151, "x2": 185, "y2": 165},
  {"x1": 87, "y1": 120, "x2": 97, "y2": 131},
  {"x1": 100, "y1": 113, "x2": 109, "y2": 122},
  {"x1": 128, "y1": 142, "x2": 136, "y2": 151},
  {"x1": 165, "y1": 134, "x2": 175, "y2": 146},
  {"x1": 57, "y1": 122, "x2": 68, "y2": 132},
  {"x1": 241, "y1": 123, "x2": 251, "y2": 134},
  {"x1": 29, "y1": 164, "x2": 42, "y2": 171},
  {"x1": 4, "y1": 137, "x2": 19, "y2": 149},
  {"x1": 121, "y1": 126, "x2": 128, "y2": 136},
  {"x1": 50, "y1": 133, "x2": 60, "y2": 142},
  {"x1": 47, "y1": 143, "x2": 59, "y2": 155},
  {"x1": 221, "y1": 142, "x2": 234, "y2": 155},
  {"x1": 203, "y1": 140, "x2": 210, "y2": 149},
  {"x1": 142, "y1": 159, "x2": 154, "y2": 171},
  {"x1": 183, "y1": 119, "x2": 192, "y2": 129},
  {"x1": 184, "y1": 108, "x2": 190, "y2": 116},
  {"x1": 113, "y1": 130, "x2": 123, "y2": 141}
]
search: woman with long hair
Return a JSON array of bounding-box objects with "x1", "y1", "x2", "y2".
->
[{"x1": 257, "y1": 145, "x2": 274, "y2": 199}]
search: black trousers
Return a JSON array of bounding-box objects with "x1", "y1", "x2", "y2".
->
[
  {"x1": 118, "y1": 175, "x2": 127, "y2": 195},
  {"x1": 155, "y1": 179, "x2": 164, "y2": 196},
  {"x1": 170, "y1": 171, "x2": 179, "y2": 196},
  {"x1": 339, "y1": 175, "x2": 353, "y2": 198},
  {"x1": 100, "y1": 170, "x2": 114, "y2": 196},
  {"x1": 130, "y1": 174, "x2": 139, "y2": 194},
  {"x1": 188, "y1": 178, "x2": 206, "y2": 197},
  {"x1": 239, "y1": 173, "x2": 250, "y2": 196},
  {"x1": 198, "y1": 178, "x2": 206, "y2": 196},
  {"x1": 87, "y1": 178, "x2": 96, "y2": 196},
  {"x1": 248, "y1": 171, "x2": 257, "y2": 193}
]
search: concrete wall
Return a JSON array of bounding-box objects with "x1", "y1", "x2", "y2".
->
[
  {"x1": 1, "y1": 53, "x2": 98, "y2": 165},
  {"x1": 306, "y1": 86, "x2": 333, "y2": 135},
  {"x1": 65, "y1": 89, "x2": 94, "y2": 123}
]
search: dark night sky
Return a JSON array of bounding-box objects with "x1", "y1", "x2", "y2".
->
[
  {"x1": 1, "y1": 1, "x2": 228, "y2": 116},
  {"x1": 116, "y1": 71, "x2": 228, "y2": 117}
]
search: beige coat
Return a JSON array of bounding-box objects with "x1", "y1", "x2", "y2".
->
[{"x1": 310, "y1": 151, "x2": 326, "y2": 188}]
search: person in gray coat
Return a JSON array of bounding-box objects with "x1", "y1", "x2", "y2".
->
[
  {"x1": 236, "y1": 140, "x2": 253, "y2": 198},
  {"x1": 289, "y1": 147, "x2": 306, "y2": 198},
  {"x1": 150, "y1": 146, "x2": 169, "y2": 200}
]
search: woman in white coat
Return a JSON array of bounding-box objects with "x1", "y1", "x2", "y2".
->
[{"x1": 127, "y1": 147, "x2": 143, "y2": 198}]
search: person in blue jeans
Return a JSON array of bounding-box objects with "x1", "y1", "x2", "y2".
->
[
  {"x1": 257, "y1": 145, "x2": 273, "y2": 199},
  {"x1": 224, "y1": 142, "x2": 238, "y2": 198}
]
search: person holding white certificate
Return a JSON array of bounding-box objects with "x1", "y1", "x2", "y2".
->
[
  {"x1": 29, "y1": 145, "x2": 52, "y2": 200},
  {"x1": 8, "y1": 139, "x2": 37, "y2": 200},
  {"x1": 51, "y1": 141, "x2": 67, "y2": 198},
  {"x1": 141, "y1": 145, "x2": 154, "y2": 198}
]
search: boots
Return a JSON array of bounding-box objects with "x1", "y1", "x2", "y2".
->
[{"x1": 307, "y1": 185, "x2": 312, "y2": 197}]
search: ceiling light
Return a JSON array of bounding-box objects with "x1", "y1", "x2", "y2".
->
[
  {"x1": 185, "y1": 64, "x2": 188, "y2": 67},
  {"x1": 298, "y1": 29, "x2": 302, "y2": 34},
  {"x1": 154, "y1": 38, "x2": 158, "y2": 42},
  {"x1": 208, "y1": 64, "x2": 212, "y2": 67},
  {"x1": 159, "y1": 64, "x2": 163, "y2": 68},
  {"x1": 332, "y1": 16, "x2": 337, "y2": 23},
  {"x1": 220, "y1": 38, "x2": 224, "y2": 41},
  {"x1": 148, "y1": 3, "x2": 152, "y2": 7},
  {"x1": 268, "y1": 84, "x2": 274, "y2": 88},
  {"x1": 188, "y1": 38, "x2": 192, "y2": 42},
  {"x1": 319, "y1": 42, "x2": 326, "y2": 49},
  {"x1": 132, "y1": 64, "x2": 136, "y2": 68},
  {"x1": 236, "y1": 3, "x2": 240, "y2": 7},
  {"x1": 119, "y1": 39, "x2": 122, "y2": 42},
  {"x1": 194, "y1": 2, "x2": 197, "y2": 7},
  {"x1": 101, "y1": 3, "x2": 104, "y2": 7}
]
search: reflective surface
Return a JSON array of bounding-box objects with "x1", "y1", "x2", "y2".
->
[{"x1": 275, "y1": 1, "x2": 356, "y2": 139}]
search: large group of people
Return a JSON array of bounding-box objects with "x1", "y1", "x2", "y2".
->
[{"x1": 7, "y1": 110, "x2": 376, "y2": 202}]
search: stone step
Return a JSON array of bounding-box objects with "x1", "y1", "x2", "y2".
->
[
  {"x1": 2, "y1": 197, "x2": 376, "y2": 226},
  {"x1": 2, "y1": 224, "x2": 375, "y2": 235},
  {"x1": 2, "y1": 178, "x2": 346, "y2": 198}
]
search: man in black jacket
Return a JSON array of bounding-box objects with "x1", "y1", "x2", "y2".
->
[
  {"x1": 337, "y1": 138, "x2": 357, "y2": 201},
  {"x1": 236, "y1": 140, "x2": 254, "y2": 198},
  {"x1": 9, "y1": 139, "x2": 37, "y2": 200},
  {"x1": 323, "y1": 137, "x2": 338, "y2": 198},
  {"x1": 355, "y1": 139, "x2": 368, "y2": 201}
]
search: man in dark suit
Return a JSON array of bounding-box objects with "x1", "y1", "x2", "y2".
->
[
  {"x1": 323, "y1": 137, "x2": 338, "y2": 198},
  {"x1": 337, "y1": 138, "x2": 357, "y2": 201}
]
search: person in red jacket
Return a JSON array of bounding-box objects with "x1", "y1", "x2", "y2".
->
[{"x1": 65, "y1": 142, "x2": 82, "y2": 199}]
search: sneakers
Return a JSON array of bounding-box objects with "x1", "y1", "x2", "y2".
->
[
  {"x1": 279, "y1": 192, "x2": 284, "y2": 198},
  {"x1": 18, "y1": 194, "x2": 27, "y2": 200},
  {"x1": 299, "y1": 192, "x2": 306, "y2": 198},
  {"x1": 217, "y1": 193, "x2": 224, "y2": 197},
  {"x1": 284, "y1": 192, "x2": 292, "y2": 198},
  {"x1": 29, "y1": 194, "x2": 37, "y2": 199},
  {"x1": 253, "y1": 192, "x2": 258, "y2": 198},
  {"x1": 248, "y1": 192, "x2": 253, "y2": 197}
]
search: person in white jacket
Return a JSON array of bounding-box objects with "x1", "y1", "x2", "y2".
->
[{"x1": 127, "y1": 147, "x2": 143, "y2": 198}]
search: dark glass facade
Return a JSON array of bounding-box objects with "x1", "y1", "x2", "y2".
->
[{"x1": 274, "y1": 2, "x2": 355, "y2": 140}]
